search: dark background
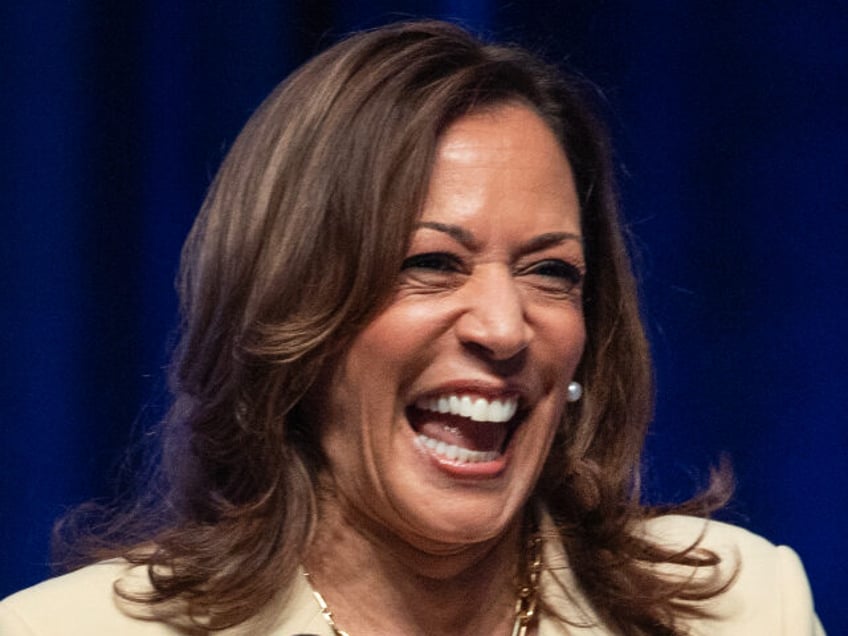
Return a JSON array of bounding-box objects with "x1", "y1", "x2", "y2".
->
[{"x1": 2, "y1": 1, "x2": 845, "y2": 631}]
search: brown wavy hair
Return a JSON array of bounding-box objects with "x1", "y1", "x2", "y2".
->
[{"x1": 54, "y1": 19, "x2": 732, "y2": 634}]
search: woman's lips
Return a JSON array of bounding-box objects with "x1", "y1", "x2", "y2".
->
[{"x1": 406, "y1": 392, "x2": 524, "y2": 474}]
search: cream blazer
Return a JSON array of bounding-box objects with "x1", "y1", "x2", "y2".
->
[{"x1": 0, "y1": 515, "x2": 826, "y2": 635}]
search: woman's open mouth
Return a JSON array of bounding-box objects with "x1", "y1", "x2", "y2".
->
[{"x1": 406, "y1": 393, "x2": 524, "y2": 470}]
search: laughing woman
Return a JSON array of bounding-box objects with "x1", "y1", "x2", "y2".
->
[{"x1": 0, "y1": 20, "x2": 825, "y2": 636}]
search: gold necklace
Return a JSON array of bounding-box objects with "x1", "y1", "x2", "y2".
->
[{"x1": 304, "y1": 534, "x2": 543, "y2": 636}]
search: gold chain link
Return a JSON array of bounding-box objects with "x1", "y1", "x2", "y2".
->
[
  {"x1": 511, "y1": 535, "x2": 543, "y2": 636},
  {"x1": 305, "y1": 533, "x2": 543, "y2": 636}
]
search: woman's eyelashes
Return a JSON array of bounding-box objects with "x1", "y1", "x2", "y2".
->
[
  {"x1": 401, "y1": 252, "x2": 463, "y2": 273},
  {"x1": 401, "y1": 252, "x2": 584, "y2": 294},
  {"x1": 523, "y1": 259, "x2": 584, "y2": 293}
]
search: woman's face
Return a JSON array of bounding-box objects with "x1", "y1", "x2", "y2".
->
[{"x1": 319, "y1": 104, "x2": 586, "y2": 551}]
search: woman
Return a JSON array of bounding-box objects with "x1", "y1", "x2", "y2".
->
[{"x1": 0, "y1": 20, "x2": 824, "y2": 635}]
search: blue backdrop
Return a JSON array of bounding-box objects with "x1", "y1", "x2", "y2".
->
[{"x1": 2, "y1": 2, "x2": 844, "y2": 631}]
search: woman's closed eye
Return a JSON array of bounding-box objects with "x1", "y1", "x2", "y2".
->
[
  {"x1": 522, "y1": 259, "x2": 584, "y2": 293},
  {"x1": 400, "y1": 252, "x2": 584, "y2": 296},
  {"x1": 401, "y1": 252, "x2": 463, "y2": 273}
]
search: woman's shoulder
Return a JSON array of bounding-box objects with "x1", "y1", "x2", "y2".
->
[
  {"x1": 1, "y1": 560, "x2": 332, "y2": 636},
  {"x1": 0, "y1": 560, "x2": 175, "y2": 636},
  {"x1": 641, "y1": 513, "x2": 786, "y2": 554},
  {"x1": 640, "y1": 515, "x2": 826, "y2": 635}
]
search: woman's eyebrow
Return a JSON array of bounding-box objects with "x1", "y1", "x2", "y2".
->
[
  {"x1": 521, "y1": 231, "x2": 584, "y2": 255},
  {"x1": 416, "y1": 221, "x2": 478, "y2": 249},
  {"x1": 417, "y1": 222, "x2": 582, "y2": 255}
]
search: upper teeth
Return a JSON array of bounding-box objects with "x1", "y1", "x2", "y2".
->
[{"x1": 414, "y1": 394, "x2": 518, "y2": 423}]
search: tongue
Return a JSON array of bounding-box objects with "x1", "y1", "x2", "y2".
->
[{"x1": 413, "y1": 412, "x2": 509, "y2": 452}]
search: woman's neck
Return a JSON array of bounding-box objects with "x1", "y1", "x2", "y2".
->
[{"x1": 303, "y1": 494, "x2": 527, "y2": 636}]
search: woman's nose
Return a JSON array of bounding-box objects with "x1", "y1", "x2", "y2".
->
[{"x1": 454, "y1": 266, "x2": 531, "y2": 361}]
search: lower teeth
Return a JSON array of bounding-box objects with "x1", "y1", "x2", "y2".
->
[{"x1": 416, "y1": 434, "x2": 499, "y2": 464}]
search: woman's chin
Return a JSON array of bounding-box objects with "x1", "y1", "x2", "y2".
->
[
  {"x1": 386, "y1": 493, "x2": 523, "y2": 553},
  {"x1": 375, "y1": 430, "x2": 536, "y2": 549}
]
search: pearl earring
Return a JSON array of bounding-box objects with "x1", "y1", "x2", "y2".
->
[{"x1": 566, "y1": 381, "x2": 583, "y2": 403}]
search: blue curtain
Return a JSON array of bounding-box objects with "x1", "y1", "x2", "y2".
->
[{"x1": 2, "y1": 2, "x2": 844, "y2": 630}]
